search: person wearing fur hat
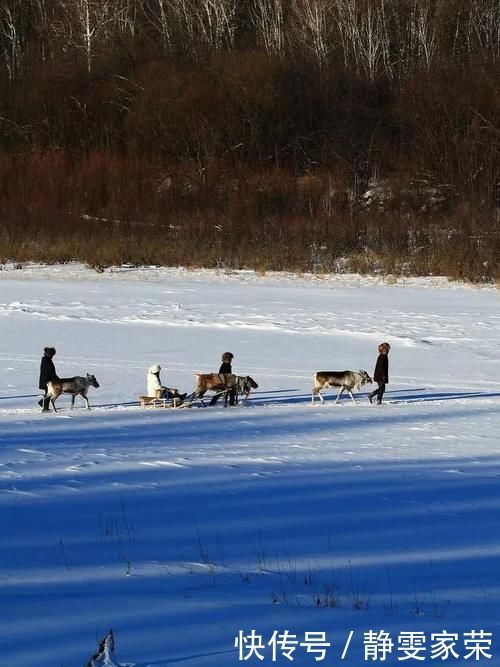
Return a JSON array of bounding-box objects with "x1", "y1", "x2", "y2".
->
[
  {"x1": 147, "y1": 364, "x2": 186, "y2": 403},
  {"x1": 210, "y1": 352, "x2": 236, "y2": 406},
  {"x1": 38, "y1": 347, "x2": 58, "y2": 411},
  {"x1": 219, "y1": 352, "x2": 234, "y2": 375},
  {"x1": 368, "y1": 342, "x2": 390, "y2": 404}
]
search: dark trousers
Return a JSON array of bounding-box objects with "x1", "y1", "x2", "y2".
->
[
  {"x1": 38, "y1": 389, "x2": 51, "y2": 410},
  {"x1": 369, "y1": 382, "x2": 386, "y2": 404},
  {"x1": 209, "y1": 388, "x2": 236, "y2": 406}
]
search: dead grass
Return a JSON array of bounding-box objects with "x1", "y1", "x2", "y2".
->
[{"x1": 0, "y1": 153, "x2": 498, "y2": 282}]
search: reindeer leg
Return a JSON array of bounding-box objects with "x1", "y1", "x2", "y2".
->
[
  {"x1": 348, "y1": 390, "x2": 356, "y2": 404},
  {"x1": 50, "y1": 395, "x2": 58, "y2": 413},
  {"x1": 334, "y1": 387, "x2": 344, "y2": 404},
  {"x1": 312, "y1": 387, "x2": 322, "y2": 404},
  {"x1": 71, "y1": 394, "x2": 75, "y2": 410},
  {"x1": 82, "y1": 391, "x2": 90, "y2": 410}
]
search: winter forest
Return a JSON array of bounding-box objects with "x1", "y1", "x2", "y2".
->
[{"x1": 0, "y1": 0, "x2": 499, "y2": 279}]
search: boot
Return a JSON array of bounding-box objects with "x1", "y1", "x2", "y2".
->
[{"x1": 173, "y1": 392, "x2": 187, "y2": 407}]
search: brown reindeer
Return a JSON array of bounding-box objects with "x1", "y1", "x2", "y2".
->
[{"x1": 189, "y1": 373, "x2": 258, "y2": 407}]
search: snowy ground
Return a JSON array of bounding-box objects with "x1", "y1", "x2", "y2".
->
[{"x1": 1, "y1": 264, "x2": 500, "y2": 666}]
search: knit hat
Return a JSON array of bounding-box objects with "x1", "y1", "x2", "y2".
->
[
  {"x1": 44, "y1": 347, "x2": 56, "y2": 356},
  {"x1": 221, "y1": 352, "x2": 234, "y2": 363}
]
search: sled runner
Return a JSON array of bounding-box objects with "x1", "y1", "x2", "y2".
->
[{"x1": 139, "y1": 390, "x2": 189, "y2": 409}]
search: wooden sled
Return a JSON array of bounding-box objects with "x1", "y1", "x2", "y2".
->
[{"x1": 139, "y1": 389, "x2": 189, "y2": 409}]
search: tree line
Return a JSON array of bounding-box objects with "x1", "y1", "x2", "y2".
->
[{"x1": 0, "y1": 0, "x2": 499, "y2": 280}]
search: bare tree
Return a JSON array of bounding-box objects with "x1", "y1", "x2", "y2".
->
[
  {"x1": 60, "y1": 0, "x2": 128, "y2": 74},
  {"x1": 469, "y1": 0, "x2": 500, "y2": 62},
  {"x1": 29, "y1": 0, "x2": 58, "y2": 63},
  {"x1": 251, "y1": 0, "x2": 285, "y2": 56},
  {"x1": 290, "y1": 0, "x2": 333, "y2": 68},
  {"x1": 144, "y1": 0, "x2": 238, "y2": 56},
  {"x1": 192, "y1": 0, "x2": 238, "y2": 51},
  {"x1": 387, "y1": 1, "x2": 438, "y2": 75},
  {"x1": 334, "y1": 0, "x2": 389, "y2": 81},
  {"x1": 415, "y1": 3, "x2": 438, "y2": 70},
  {"x1": 117, "y1": 0, "x2": 139, "y2": 39},
  {"x1": 139, "y1": 0, "x2": 173, "y2": 54},
  {"x1": 0, "y1": 1, "x2": 23, "y2": 80}
]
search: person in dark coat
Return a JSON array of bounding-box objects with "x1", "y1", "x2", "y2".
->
[
  {"x1": 368, "y1": 342, "x2": 390, "y2": 404},
  {"x1": 218, "y1": 351, "x2": 233, "y2": 375},
  {"x1": 210, "y1": 352, "x2": 236, "y2": 406},
  {"x1": 38, "y1": 346, "x2": 58, "y2": 411}
]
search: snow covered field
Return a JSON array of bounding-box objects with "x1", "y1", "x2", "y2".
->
[{"x1": 1, "y1": 264, "x2": 500, "y2": 666}]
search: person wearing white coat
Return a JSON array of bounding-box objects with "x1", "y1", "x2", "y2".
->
[{"x1": 147, "y1": 364, "x2": 186, "y2": 402}]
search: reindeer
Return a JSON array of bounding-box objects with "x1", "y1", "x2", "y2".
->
[
  {"x1": 312, "y1": 370, "x2": 372, "y2": 404},
  {"x1": 189, "y1": 373, "x2": 258, "y2": 407},
  {"x1": 45, "y1": 374, "x2": 100, "y2": 412}
]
